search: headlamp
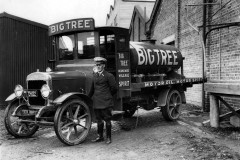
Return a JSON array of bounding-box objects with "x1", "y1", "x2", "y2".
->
[
  {"x1": 14, "y1": 85, "x2": 23, "y2": 98},
  {"x1": 46, "y1": 67, "x2": 52, "y2": 72},
  {"x1": 40, "y1": 84, "x2": 51, "y2": 98}
]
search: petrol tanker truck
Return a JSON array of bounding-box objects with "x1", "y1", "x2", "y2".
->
[{"x1": 4, "y1": 18, "x2": 205, "y2": 145}]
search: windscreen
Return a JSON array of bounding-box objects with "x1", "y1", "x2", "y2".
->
[{"x1": 58, "y1": 32, "x2": 96, "y2": 60}]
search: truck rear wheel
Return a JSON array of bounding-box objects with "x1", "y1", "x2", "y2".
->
[
  {"x1": 54, "y1": 99, "x2": 92, "y2": 146},
  {"x1": 4, "y1": 101, "x2": 39, "y2": 138},
  {"x1": 161, "y1": 89, "x2": 182, "y2": 121}
]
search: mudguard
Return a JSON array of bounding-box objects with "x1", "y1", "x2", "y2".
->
[
  {"x1": 157, "y1": 88, "x2": 186, "y2": 107},
  {"x1": 53, "y1": 92, "x2": 94, "y2": 120},
  {"x1": 157, "y1": 88, "x2": 171, "y2": 107},
  {"x1": 5, "y1": 93, "x2": 17, "y2": 102},
  {"x1": 53, "y1": 92, "x2": 92, "y2": 105}
]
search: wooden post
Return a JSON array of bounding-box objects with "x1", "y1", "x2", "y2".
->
[{"x1": 210, "y1": 94, "x2": 219, "y2": 128}]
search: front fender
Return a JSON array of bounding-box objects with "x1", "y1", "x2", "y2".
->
[
  {"x1": 5, "y1": 93, "x2": 17, "y2": 102},
  {"x1": 53, "y1": 92, "x2": 92, "y2": 105}
]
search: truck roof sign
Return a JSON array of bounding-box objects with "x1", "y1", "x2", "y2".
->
[{"x1": 49, "y1": 18, "x2": 95, "y2": 36}]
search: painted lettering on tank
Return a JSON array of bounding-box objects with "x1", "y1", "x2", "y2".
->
[
  {"x1": 131, "y1": 43, "x2": 180, "y2": 66},
  {"x1": 135, "y1": 46, "x2": 145, "y2": 65},
  {"x1": 147, "y1": 49, "x2": 155, "y2": 65},
  {"x1": 166, "y1": 50, "x2": 173, "y2": 65},
  {"x1": 153, "y1": 49, "x2": 160, "y2": 65},
  {"x1": 160, "y1": 50, "x2": 167, "y2": 65},
  {"x1": 172, "y1": 50, "x2": 178, "y2": 65},
  {"x1": 142, "y1": 48, "x2": 148, "y2": 65}
]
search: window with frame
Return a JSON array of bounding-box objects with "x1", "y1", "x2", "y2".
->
[
  {"x1": 58, "y1": 32, "x2": 96, "y2": 60},
  {"x1": 58, "y1": 34, "x2": 75, "y2": 60},
  {"x1": 100, "y1": 34, "x2": 115, "y2": 55},
  {"x1": 77, "y1": 32, "x2": 96, "y2": 59},
  {"x1": 99, "y1": 32, "x2": 116, "y2": 71}
]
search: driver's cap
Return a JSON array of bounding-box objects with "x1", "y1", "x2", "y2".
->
[{"x1": 94, "y1": 57, "x2": 107, "y2": 64}]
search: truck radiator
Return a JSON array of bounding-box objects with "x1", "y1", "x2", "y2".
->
[{"x1": 27, "y1": 80, "x2": 47, "y2": 106}]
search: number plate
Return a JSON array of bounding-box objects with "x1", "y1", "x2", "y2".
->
[{"x1": 28, "y1": 90, "x2": 38, "y2": 97}]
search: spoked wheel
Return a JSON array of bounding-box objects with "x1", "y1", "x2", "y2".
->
[
  {"x1": 4, "y1": 101, "x2": 39, "y2": 138},
  {"x1": 123, "y1": 103, "x2": 136, "y2": 118},
  {"x1": 54, "y1": 99, "x2": 92, "y2": 146},
  {"x1": 161, "y1": 90, "x2": 182, "y2": 121}
]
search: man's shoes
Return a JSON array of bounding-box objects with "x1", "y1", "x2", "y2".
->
[
  {"x1": 106, "y1": 137, "x2": 111, "y2": 144},
  {"x1": 92, "y1": 136, "x2": 104, "y2": 142}
]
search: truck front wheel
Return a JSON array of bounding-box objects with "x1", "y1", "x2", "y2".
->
[
  {"x1": 4, "y1": 101, "x2": 39, "y2": 138},
  {"x1": 161, "y1": 90, "x2": 182, "y2": 121},
  {"x1": 54, "y1": 99, "x2": 92, "y2": 146}
]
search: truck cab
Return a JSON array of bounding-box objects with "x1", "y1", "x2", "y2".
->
[
  {"x1": 50, "y1": 19, "x2": 129, "y2": 73},
  {"x1": 49, "y1": 18, "x2": 131, "y2": 101}
]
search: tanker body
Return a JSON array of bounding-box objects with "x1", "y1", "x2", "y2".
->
[
  {"x1": 129, "y1": 41, "x2": 183, "y2": 75},
  {"x1": 119, "y1": 41, "x2": 204, "y2": 120}
]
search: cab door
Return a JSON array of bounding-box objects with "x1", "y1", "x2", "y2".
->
[
  {"x1": 98, "y1": 27, "x2": 130, "y2": 98},
  {"x1": 114, "y1": 29, "x2": 131, "y2": 98}
]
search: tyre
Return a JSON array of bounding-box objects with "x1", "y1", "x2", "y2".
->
[
  {"x1": 161, "y1": 89, "x2": 182, "y2": 121},
  {"x1": 4, "y1": 101, "x2": 39, "y2": 138},
  {"x1": 54, "y1": 99, "x2": 92, "y2": 146},
  {"x1": 123, "y1": 103, "x2": 136, "y2": 118}
]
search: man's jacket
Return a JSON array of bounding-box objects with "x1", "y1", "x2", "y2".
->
[{"x1": 92, "y1": 70, "x2": 117, "y2": 109}]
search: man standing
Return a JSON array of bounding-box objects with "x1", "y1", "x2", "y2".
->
[{"x1": 92, "y1": 57, "x2": 117, "y2": 144}]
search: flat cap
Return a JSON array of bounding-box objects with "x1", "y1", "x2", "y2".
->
[{"x1": 93, "y1": 57, "x2": 107, "y2": 63}]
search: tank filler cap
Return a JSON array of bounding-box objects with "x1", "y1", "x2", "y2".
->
[{"x1": 141, "y1": 39, "x2": 156, "y2": 45}]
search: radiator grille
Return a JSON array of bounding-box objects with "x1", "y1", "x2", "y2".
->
[{"x1": 27, "y1": 80, "x2": 47, "y2": 106}]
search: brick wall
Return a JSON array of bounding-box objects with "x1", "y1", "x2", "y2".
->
[
  {"x1": 180, "y1": 0, "x2": 203, "y2": 106},
  {"x1": 151, "y1": 0, "x2": 178, "y2": 44},
  {"x1": 149, "y1": 0, "x2": 240, "y2": 109},
  {"x1": 206, "y1": 0, "x2": 240, "y2": 111},
  {"x1": 206, "y1": 0, "x2": 240, "y2": 81},
  {"x1": 151, "y1": 0, "x2": 204, "y2": 106}
]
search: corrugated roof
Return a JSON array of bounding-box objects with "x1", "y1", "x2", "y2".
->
[{"x1": 0, "y1": 12, "x2": 48, "y2": 29}]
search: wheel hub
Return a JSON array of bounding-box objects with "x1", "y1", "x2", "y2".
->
[{"x1": 73, "y1": 119, "x2": 78, "y2": 124}]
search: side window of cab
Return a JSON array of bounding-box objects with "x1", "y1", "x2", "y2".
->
[{"x1": 99, "y1": 31, "x2": 116, "y2": 72}]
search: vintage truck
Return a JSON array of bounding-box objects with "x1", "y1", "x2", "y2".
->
[{"x1": 4, "y1": 18, "x2": 204, "y2": 145}]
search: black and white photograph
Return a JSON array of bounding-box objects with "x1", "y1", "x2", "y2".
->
[{"x1": 0, "y1": 0, "x2": 240, "y2": 159}]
